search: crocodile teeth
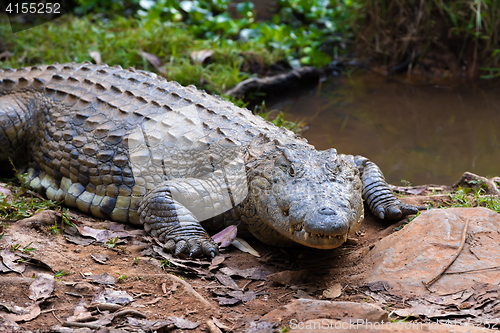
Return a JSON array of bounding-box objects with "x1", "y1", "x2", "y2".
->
[
  {"x1": 289, "y1": 226, "x2": 294, "y2": 234},
  {"x1": 304, "y1": 232, "x2": 310, "y2": 240}
]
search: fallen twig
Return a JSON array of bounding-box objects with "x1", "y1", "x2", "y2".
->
[
  {"x1": 423, "y1": 216, "x2": 469, "y2": 288},
  {"x1": 86, "y1": 303, "x2": 122, "y2": 312},
  {"x1": 113, "y1": 309, "x2": 146, "y2": 319},
  {"x1": 444, "y1": 265, "x2": 500, "y2": 275},
  {"x1": 165, "y1": 273, "x2": 213, "y2": 308},
  {"x1": 62, "y1": 321, "x2": 103, "y2": 329},
  {"x1": 278, "y1": 291, "x2": 294, "y2": 300},
  {"x1": 51, "y1": 310, "x2": 63, "y2": 324}
]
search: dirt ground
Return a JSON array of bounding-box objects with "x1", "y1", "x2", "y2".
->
[{"x1": 0, "y1": 189, "x2": 471, "y2": 332}]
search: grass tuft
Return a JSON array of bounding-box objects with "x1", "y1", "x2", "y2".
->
[
  {"x1": 354, "y1": 0, "x2": 500, "y2": 77},
  {"x1": 449, "y1": 187, "x2": 500, "y2": 213}
]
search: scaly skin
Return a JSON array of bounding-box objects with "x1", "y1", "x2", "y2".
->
[{"x1": 0, "y1": 63, "x2": 425, "y2": 257}]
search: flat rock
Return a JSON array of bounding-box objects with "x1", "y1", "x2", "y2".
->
[
  {"x1": 259, "y1": 299, "x2": 388, "y2": 325},
  {"x1": 363, "y1": 207, "x2": 500, "y2": 297}
]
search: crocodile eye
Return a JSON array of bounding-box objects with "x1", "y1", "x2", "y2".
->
[
  {"x1": 289, "y1": 166, "x2": 295, "y2": 177},
  {"x1": 325, "y1": 163, "x2": 339, "y2": 175}
]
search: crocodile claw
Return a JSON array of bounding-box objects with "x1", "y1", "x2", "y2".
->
[
  {"x1": 161, "y1": 236, "x2": 218, "y2": 258},
  {"x1": 375, "y1": 201, "x2": 427, "y2": 220}
]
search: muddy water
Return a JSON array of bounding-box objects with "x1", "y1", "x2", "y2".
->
[{"x1": 267, "y1": 72, "x2": 500, "y2": 186}]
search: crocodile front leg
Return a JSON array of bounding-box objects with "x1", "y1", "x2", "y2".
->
[
  {"x1": 138, "y1": 179, "x2": 221, "y2": 257},
  {"x1": 353, "y1": 156, "x2": 426, "y2": 219}
]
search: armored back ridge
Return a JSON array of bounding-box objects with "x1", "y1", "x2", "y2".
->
[{"x1": 0, "y1": 63, "x2": 424, "y2": 257}]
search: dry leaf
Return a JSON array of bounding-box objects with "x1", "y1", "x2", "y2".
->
[
  {"x1": 3, "y1": 304, "x2": 40, "y2": 323},
  {"x1": 215, "y1": 273, "x2": 241, "y2": 290},
  {"x1": 212, "y1": 225, "x2": 237, "y2": 248},
  {"x1": 139, "y1": 50, "x2": 164, "y2": 69},
  {"x1": 267, "y1": 270, "x2": 308, "y2": 285},
  {"x1": 190, "y1": 50, "x2": 213, "y2": 64},
  {"x1": 0, "y1": 249, "x2": 25, "y2": 274},
  {"x1": 67, "y1": 298, "x2": 94, "y2": 323},
  {"x1": 0, "y1": 51, "x2": 13, "y2": 61},
  {"x1": 88, "y1": 51, "x2": 101, "y2": 64},
  {"x1": 85, "y1": 273, "x2": 115, "y2": 285},
  {"x1": 29, "y1": 273, "x2": 54, "y2": 301},
  {"x1": 231, "y1": 237, "x2": 260, "y2": 257},
  {"x1": 323, "y1": 283, "x2": 342, "y2": 299}
]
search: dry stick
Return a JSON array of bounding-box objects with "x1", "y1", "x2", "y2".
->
[
  {"x1": 423, "y1": 216, "x2": 470, "y2": 288},
  {"x1": 62, "y1": 321, "x2": 103, "y2": 329},
  {"x1": 113, "y1": 309, "x2": 146, "y2": 319},
  {"x1": 444, "y1": 265, "x2": 500, "y2": 275},
  {"x1": 51, "y1": 310, "x2": 63, "y2": 324},
  {"x1": 165, "y1": 273, "x2": 212, "y2": 308}
]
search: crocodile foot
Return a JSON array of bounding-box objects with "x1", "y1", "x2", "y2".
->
[
  {"x1": 373, "y1": 200, "x2": 427, "y2": 220},
  {"x1": 161, "y1": 235, "x2": 219, "y2": 258},
  {"x1": 138, "y1": 182, "x2": 220, "y2": 258}
]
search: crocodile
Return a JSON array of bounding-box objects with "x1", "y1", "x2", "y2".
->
[{"x1": 0, "y1": 63, "x2": 424, "y2": 257}]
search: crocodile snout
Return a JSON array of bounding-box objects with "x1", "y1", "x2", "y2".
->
[{"x1": 304, "y1": 210, "x2": 350, "y2": 236}]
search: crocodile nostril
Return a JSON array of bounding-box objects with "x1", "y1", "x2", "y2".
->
[{"x1": 319, "y1": 207, "x2": 336, "y2": 215}]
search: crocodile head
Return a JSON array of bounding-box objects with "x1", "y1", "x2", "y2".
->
[{"x1": 249, "y1": 145, "x2": 364, "y2": 249}]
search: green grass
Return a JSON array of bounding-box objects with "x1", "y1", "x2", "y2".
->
[
  {"x1": 449, "y1": 187, "x2": 500, "y2": 213},
  {"x1": 0, "y1": 186, "x2": 59, "y2": 221},
  {"x1": 2, "y1": 13, "x2": 315, "y2": 132},
  {"x1": 1, "y1": 15, "x2": 274, "y2": 96}
]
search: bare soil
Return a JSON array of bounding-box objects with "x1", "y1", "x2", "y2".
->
[{"x1": 0, "y1": 191, "x2": 452, "y2": 332}]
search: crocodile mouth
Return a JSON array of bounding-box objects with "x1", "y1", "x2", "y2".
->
[{"x1": 287, "y1": 221, "x2": 350, "y2": 249}]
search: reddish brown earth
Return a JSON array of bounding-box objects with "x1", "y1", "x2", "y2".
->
[{"x1": 0, "y1": 186, "x2": 460, "y2": 332}]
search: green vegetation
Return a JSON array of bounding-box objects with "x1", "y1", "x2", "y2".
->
[
  {"x1": 12, "y1": 241, "x2": 36, "y2": 254},
  {"x1": 356, "y1": 0, "x2": 500, "y2": 77},
  {"x1": 449, "y1": 187, "x2": 500, "y2": 213},
  {"x1": 139, "y1": 0, "x2": 358, "y2": 68},
  {"x1": 0, "y1": 185, "x2": 59, "y2": 221},
  {"x1": 3, "y1": 0, "x2": 352, "y2": 131},
  {"x1": 54, "y1": 270, "x2": 70, "y2": 278},
  {"x1": 160, "y1": 258, "x2": 172, "y2": 270},
  {"x1": 117, "y1": 274, "x2": 128, "y2": 282},
  {"x1": 105, "y1": 236, "x2": 120, "y2": 248},
  {"x1": 400, "y1": 179, "x2": 412, "y2": 187},
  {"x1": 394, "y1": 211, "x2": 421, "y2": 231}
]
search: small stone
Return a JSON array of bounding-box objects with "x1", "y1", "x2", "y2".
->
[
  {"x1": 458, "y1": 302, "x2": 472, "y2": 310},
  {"x1": 346, "y1": 237, "x2": 358, "y2": 245}
]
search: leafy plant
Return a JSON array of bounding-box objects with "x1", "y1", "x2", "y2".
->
[
  {"x1": 105, "y1": 236, "x2": 120, "y2": 248},
  {"x1": 12, "y1": 242, "x2": 36, "y2": 254},
  {"x1": 54, "y1": 270, "x2": 70, "y2": 278},
  {"x1": 160, "y1": 259, "x2": 172, "y2": 270},
  {"x1": 117, "y1": 274, "x2": 128, "y2": 282},
  {"x1": 400, "y1": 179, "x2": 412, "y2": 187}
]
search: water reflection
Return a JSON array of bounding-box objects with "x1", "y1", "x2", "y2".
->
[{"x1": 267, "y1": 71, "x2": 500, "y2": 185}]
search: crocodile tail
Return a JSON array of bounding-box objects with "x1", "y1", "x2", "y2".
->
[{"x1": 0, "y1": 68, "x2": 34, "y2": 165}]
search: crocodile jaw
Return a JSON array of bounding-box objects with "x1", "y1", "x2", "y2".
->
[{"x1": 287, "y1": 208, "x2": 365, "y2": 249}]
